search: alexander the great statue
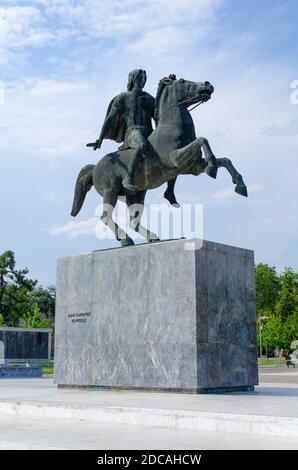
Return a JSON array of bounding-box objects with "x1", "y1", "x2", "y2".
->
[
  {"x1": 87, "y1": 69, "x2": 179, "y2": 206},
  {"x1": 72, "y1": 71, "x2": 248, "y2": 247}
]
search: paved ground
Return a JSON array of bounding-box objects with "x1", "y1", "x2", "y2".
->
[
  {"x1": 0, "y1": 375, "x2": 297, "y2": 450},
  {"x1": 259, "y1": 367, "x2": 298, "y2": 384},
  {"x1": 0, "y1": 377, "x2": 298, "y2": 419},
  {"x1": 1, "y1": 414, "x2": 297, "y2": 450}
]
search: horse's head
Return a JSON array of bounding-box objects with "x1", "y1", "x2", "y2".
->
[
  {"x1": 171, "y1": 77, "x2": 214, "y2": 106},
  {"x1": 155, "y1": 76, "x2": 214, "y2": 122}
]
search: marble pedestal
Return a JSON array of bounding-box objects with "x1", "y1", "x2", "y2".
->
[{"x1": 54, "y1": 239, "x2": 258, "y2": 392}]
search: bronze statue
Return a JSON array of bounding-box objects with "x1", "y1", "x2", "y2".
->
[{"x1": 71, "y1": 73, "x2": 248, "y2": 247}]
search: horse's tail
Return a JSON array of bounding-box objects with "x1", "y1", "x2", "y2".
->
[{"x1": 70, "y1": 164, "x2": 95, "y2": 217}]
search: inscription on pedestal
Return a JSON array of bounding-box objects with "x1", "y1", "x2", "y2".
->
[{"x1": 68, "y1": 312, "x2": 91, "y2": 324}]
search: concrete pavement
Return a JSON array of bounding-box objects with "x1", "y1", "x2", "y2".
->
[
  {"x1": 0, "y1": 377, "x2": 297, "y2": 449},
  {"x1": 1, "y1": 414, "x2": 297, "y2": 450}
]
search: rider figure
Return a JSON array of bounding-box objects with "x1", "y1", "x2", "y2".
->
[
  {"x1": 90, "y1": 69, "x2": 179, "y2": 204},
  {"x1": 92, "y1": 69, "x2": 154, "y2": 191}
]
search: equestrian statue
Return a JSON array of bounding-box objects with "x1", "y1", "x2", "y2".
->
[{"x1": 71, "y1": 69, "x2": 248, "y2": 246}]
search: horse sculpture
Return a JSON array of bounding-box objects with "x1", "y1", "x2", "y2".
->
[{"x1": 71, "y1": 76, "x2": 248, "y2": 246}]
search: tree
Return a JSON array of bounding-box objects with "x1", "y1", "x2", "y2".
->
[
  {"x1": 283, "y1": 310, "x2": 298, "y2": 350},
  {"x1": 0, "y1": 313, "x2": 5, "y2": 326},
  {"x1": 0, "y1": 251, "x2": 37, "y2": 326},
  {"x1": 276, "y1": 268, "x2": 298, "y2": 320},
  {"x1": 262, "y1": 314, "x2": 287, "y2": 351},
  {"x1": 255, "y1": 264, "x2": 280, "y2": 313},
  {"x1": 28, "y1": 286, "x2": 56, "y2": 319},
  {"x1": 23, "y1": 304, "x2": 51, "y2": 329}
]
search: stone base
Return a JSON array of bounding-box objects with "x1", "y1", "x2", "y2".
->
[
  {"x1": 54, "y1": 238, "x2": 258, "y2": 392},
  {"x1": 58, "y1": 384, "x2": 254, "y2": 394},
  {"x1": 0, "y1": 366, "x2": 42, "y2": 378}
]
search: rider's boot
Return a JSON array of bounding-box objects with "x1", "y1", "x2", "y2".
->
[
  {"x1": 122, "y1": 149, "x2": 142, "y2": 191},
  {"x1": 122, "y1": 175, "x2": 136, "y2": 192}
]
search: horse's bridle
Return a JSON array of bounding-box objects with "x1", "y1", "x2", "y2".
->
[{"x1": 157, "y1": 94, "x2": 205, "y2": 121}]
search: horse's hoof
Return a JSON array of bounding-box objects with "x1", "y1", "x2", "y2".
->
[
  {"x1": 121, "y1": 238, "x2": 135, "y2": 247},
  {"x1": 235, "y1": 184, "x2": 248, "y2": 197},
  {"x1": 205, "y1": 164, "x2": 218, "y2": 179},
  {"x1": 148, "y1": 238, "x2": 160, "y2": 243},
  {"x1": 164, "y1": 191, "x2": 180, "y2": 208}
]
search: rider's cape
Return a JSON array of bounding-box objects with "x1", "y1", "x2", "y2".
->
[
  {"x1": 101, "y1": 93, "x2": 127, "y2": 144},
  {"x1": 101, "y1": 92, "x2": 154, "y2": 144}
]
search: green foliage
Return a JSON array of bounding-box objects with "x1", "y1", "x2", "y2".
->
[
  {"x1": 284, "y1": 311, "x2": 298, "y2": 349},
  {"x1": 275, "y1": 268, "x2": 298, "y2": 320},
  {"x1": 23, "y1": 304, "x2": 51, "y2": 329},
  {"x1": 255, "y1": 264, "x2": 280, "y2": 312},
  {"x1": 256, "y1": 264, "x2": 298, "y2": 353},
  {"x1": 261, "y1": 315, "x2": 287, "y2": 350},
  {"x1": 0, "y1": 251, "x2": 37, "y2": 326},
  {"x1": 0, "y1": 313, "x2": 5, "y2": 326},
  {"x1": 0, "y1": 250, "x2": 56, "y2": 327},
  {"x1": 28, "y1": 285, "x2": 56, "y2": 318}
]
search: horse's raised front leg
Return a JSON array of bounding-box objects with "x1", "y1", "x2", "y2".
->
[
  {"x1": 127, "y1": 192, "x2": 159, "y2": 243},
  {"x1": 170, "y1": 137, "x2": 217, "y2": 178},
  {"x1": 101, "y1": 189, "x2": 134, "y2": 246},
  {"x1": 216, "y1": 158, "x2": 248, "y2": 197},
  {"x1": 197, "y1": 137, "x2": 217, "y2": 178}
]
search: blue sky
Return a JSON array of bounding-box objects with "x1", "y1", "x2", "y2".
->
[{"x1": 0, "y1": 0, "x2": 297, "y2": 285}]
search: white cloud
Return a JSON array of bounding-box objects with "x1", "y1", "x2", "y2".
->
[
  {"x1": 125, "y1": 26, "x2": 189, "y2": 60},
  {"x1": 41, "y1": 190, "x2": 72, "y2": 203},
  {"x1": 0, "y1": 0, "x2": 224, "y2": 66},
  {"x1": 213, "y1": 183, "x2": 264, "y2": 201},
  {"x1": 261, "y1": 118, "x2": 298, "y2": 137},
  {"x1": 0, "y1": 0, "x2": 226, "y2": 162},
  {"x1": 212, "y1": 187, "x2": 234, "y2": 201},
  {"x1": 0, "y1": 5, "x2": 70, "y2": 49},
  {"x1": 39, "y1": 0, "x2": 223, "y2": 36},
  {"x1": 28, "y1": 79, "x2": 90, "y2": 97},
  {"x1": 47, "y1": 217, "x2": 97, "y2": 238},
  {"x1": 0, "y1": 78, "x2": 97, "y2": 160},
  {"x1": 0, "y1": 6, "x2": 41, "y2": 47}
]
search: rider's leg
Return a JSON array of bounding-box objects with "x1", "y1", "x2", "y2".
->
[
  {"x1": 123, "y1": 131, "x2": 148, "y2": 191},
  {"x1": 164, "y1": 177, "x2": 180, "y2": 207},
  {"x1": 123, "y1": 146, "x2": 144, "y2": 190}
]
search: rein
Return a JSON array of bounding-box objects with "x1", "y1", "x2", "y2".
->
[{"x1": 157, "y1": 96, "x2": 203, "y2": 121}]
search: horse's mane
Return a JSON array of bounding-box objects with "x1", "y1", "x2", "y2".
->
[{"x1": 154, "y1": 74, "x2": 176, "y2": 125}]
